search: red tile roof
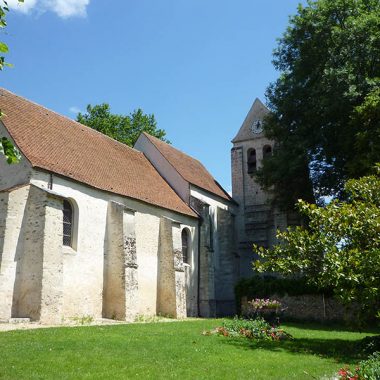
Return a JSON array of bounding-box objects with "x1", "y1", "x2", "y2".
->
[
  {"x1": 142, "y1": 133, "x2": 232, "y2": 201},
  {"x1": 0, "y1": 88, "x2": 196, "y2": 217}
]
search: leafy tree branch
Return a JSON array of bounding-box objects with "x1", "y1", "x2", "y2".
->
[
  {"x1": 255, "y1": 164, "x2": 380, "y2": 323},
  {"x1": 77, "y1": 104, "x2": 170, "y2": 147},
  {"x1": 0, "y1": 0, "x2": 22, "y2": 164},
  {"x1": 257, "y1": 0, "x2": 380, "y2": 208}
]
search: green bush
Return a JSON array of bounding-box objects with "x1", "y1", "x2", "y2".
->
[
  {"x1": 235, "y1": 275, "x2": 333, "y2": 313},
  {"x1": 337, "y1": 352, "x2": 380, "y2": 380},
  {"x1": 358, "y1": 336, "x2": 380, "y2": 355},
  {"x1": 357, "y1": 352, "x2": 380, "y2": 380},
  {"x1": 223, "y1": 317, "x2": 270, "y2": 339},
  {"x1": 203, "y1": 317, "x2": 293, "y2": 341}
]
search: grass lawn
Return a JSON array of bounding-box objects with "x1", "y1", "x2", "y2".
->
[{"x1": 0, "y1": 319, "x2": 378, "y2": 379}]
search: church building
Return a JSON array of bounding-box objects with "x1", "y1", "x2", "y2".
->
[
  {"x1": 0, "y1": 88, "x2": 237, "y2": 323},
  {"x1": 231, "y1": 99, "x2": 292, "y2": 278},
  {"x1": 0, "y1": 88, "x2": 290, "y2": 324}
]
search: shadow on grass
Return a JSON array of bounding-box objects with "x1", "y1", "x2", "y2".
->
[
  {"x1": 219, "y1": 335, "x2": 366, "y2": 363},
  {"x1": 283, "y1": 321, "x2": 380, "y2": 335},
  {"x1": 212, "y1": 319, "x2": 380, "y2": 363}
]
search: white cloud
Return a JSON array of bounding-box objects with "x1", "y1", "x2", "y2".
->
[
  {"x1": 6, "y1": 0, "x2": 38, "y2": 14},
  {"x1": 69, "y1": 106, "x2": 82, "y2": 115},
  {"x1": 7, "y1": 0, "x2": 90, "y2": 18},
  {"x1": 43, "y1": 0, "x2": 90, "y2": 18}
]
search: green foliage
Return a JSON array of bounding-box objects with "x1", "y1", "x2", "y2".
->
[
  {"x1": 235, "y1": 275, "x2": 333, "y2": 313},
  {"x1": 0, "y1": 135, "x2": 21, "y2": 163},
  {"x1": 0, "y1": 0, "x2": 23, "y2": 70},
  {"x1": 357, "y1": 351, "x2": 380, "y2": 379},
  {"x1": 255, "y1": 168, "x2": 380, "y2": 322},
  {"x1": 337, "y1": 352, "x2": 380, "y2": 380},
  {"x1": 77, "y1": 103, "x2": 170, "y2": 147},
  {"x1": 204, "y1": 317, "x2": 293, "y2": 341},
  {"x1": 358, "y1": 336, "x2": 380, "y2": 356},
  {"x1": 258, "y1": 0, "x2": 380, "y2": 207},
  {"x1": 0, "y1": 0, "x2": 22, "y2": 164},
  {"x1": 70, "y1": 315, "x2": 94, "y2": 325}
]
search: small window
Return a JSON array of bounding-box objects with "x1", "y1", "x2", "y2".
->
[
  {"x1": 181, "y1": 228, "x2": 190, "y2": 264},
  {"x1": 263, "y1": 145, "x2": 272, "y2": 159},
  {"x1": 209, "y1": 215, "x2": 214, "y2": 251},
  {"x1": 63, "y1": 200, "x2": 73, "y2": 247},
  {"x1": 247, "y1": 148, "x2": 257, "y2": 174}
]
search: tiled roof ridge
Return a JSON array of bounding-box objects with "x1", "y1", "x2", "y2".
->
[
  {"x1": 0, "y1": 87, "x2": 145, "y2": 157},
  {"x1": 142, "y1": 132, "x2": 232, "y2": 202},
  {"x1": 142, "y1": 132, "x2": 209, "y2": 169},
  {"x1": 0, "y1": 88, "x2": 197, "y2": 218}
]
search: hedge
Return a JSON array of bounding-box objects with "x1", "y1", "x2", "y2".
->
[{"x1": 235, "y1": 275, "x2": 334, "y2": 314}]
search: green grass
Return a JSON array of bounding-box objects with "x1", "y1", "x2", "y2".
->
[{"x1": 0, "y1": 319, "x2": 378, "y2": 379}]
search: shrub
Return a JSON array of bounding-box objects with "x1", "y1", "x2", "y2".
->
[
  {"x1": 247, "y1": 298, "x2": 282, "y2": 326},
  {"x1": 203, "y1": 317, "x2": 293, "y2": 341},
  {"x1": 358, "y1": 336, "x2": 380, "y2": 355},
  {"x1": 357, "y1": 352, "x2": 380, "y2": 379},
  {"x1": 235, "y1": 275, "x2": 333, "y2": 313},
  {"x1": 249, "y1": 298, "x2": 282, "y2": 310},
  {"x1": 337, "y1": 352, "x2": 380, "y2": 380}
]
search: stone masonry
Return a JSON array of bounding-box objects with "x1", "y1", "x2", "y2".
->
[
  {"x1": 0, "y1": 185, "x2": 63, "y2": 324},
  {"x1": 103, "y1": 201, "x2": 139, "y2": 321},
  {"x1": 232, "y1": 99, "x2": 292, "y2": 279},
  {"x1": 157, "y1": 217, "x2": 186, "y2": 318}
]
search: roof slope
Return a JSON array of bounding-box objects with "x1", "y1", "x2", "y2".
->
[
  {"x1": 232, "y1": 98, "x2": 269, "y2": 143},
  {"x1": 0, "y1": 88, "x2": 196, "y2": 217},
  {"x1": 142, "y1": 133, "x2": 231, "y2": 201}
]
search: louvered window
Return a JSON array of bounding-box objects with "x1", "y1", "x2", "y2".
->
[{"x1": 63, "y1": 200, "x2": 73, "y2": 247}]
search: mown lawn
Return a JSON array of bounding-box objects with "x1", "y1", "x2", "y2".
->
[{"x1": 0, "y1": 319, "x2": 377, "y2": 379}]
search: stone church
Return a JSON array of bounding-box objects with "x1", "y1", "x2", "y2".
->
[{"x1": 0, "y1": 88, "x2": 289, "y2": 324}]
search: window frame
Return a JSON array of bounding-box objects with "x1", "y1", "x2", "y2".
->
[
  {"x1": 181, "y1": 228, "x2": 191, "y2": 265},
  {"x1": 62, "y1": 198, "x2": 78, "y2": 251},
  {"x1": 247, "y1": 148, "x2": 257, "y2": 174}
]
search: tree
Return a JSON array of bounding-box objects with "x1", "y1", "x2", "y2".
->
[
  {"x1": 77, "y1": 104, "x2": 170, "y2": 147},
  {"x1": 254, "y1": 165, "x2": 380, "y2": 322},
  {"x1": 0, "y1": 0, "x2": 22, "y2": 164},
  {"x1": 257, "y1": 0, "x2": 380, "y2": 208}
]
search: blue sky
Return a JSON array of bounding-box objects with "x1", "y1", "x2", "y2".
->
[{"x1": 3, "y1": 0, "x2": 305, "y2": 192}]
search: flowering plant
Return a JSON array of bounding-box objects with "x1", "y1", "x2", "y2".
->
[
  {"x1": 337, "y1": 367, "x2": 359, "y2": 380},
  {"x1": 202, "y1": 317, "x2": 293, "y2": 341},
  {"x1": 249, "y1": 298, "x2": 282, "y2": 310},
  {"x1": 335, "y1": 352, "x2": 380, "y2": 380}
]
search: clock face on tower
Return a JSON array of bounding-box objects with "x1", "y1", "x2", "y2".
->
[{"x1": 251, "y1": 119, "x2": 263, "y2": 134}]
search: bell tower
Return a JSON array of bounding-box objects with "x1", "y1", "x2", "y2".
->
[{"x1": 231, "y1": 99, "x2": 287, "y2": 278}]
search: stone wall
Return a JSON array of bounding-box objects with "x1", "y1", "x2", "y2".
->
[
  {"x1": 0, "y1": 186, "x2": 29, "y2": 322},
  {"x1": 32, "y1": 171, "x2": 198, "y2": 320},
  {"x1": 232, "y1": 138, "x2": 291, "y2": 279},
  {"x1": 0, "y1": 122, "x2": 32, "y2": 192},
  {"x1": 0, "y1": 185, "x2": 63, "y2": 324},
  {"x1": 156, "y1": 217, "x2": 186, "y2": 318},
  {"x1": 191, "y1": 188, "x2": 237, "y2": 317},
  {"x1": 198, "y1": 202, "x2": 216, "y2": 317},
  {"x1": 241, "y1": 294, "x2": 356, "y2": 323},
  {"x1": 215, "y1": 208, "x2": 237, "y2": 316},
  {"x1": 0, "y1": 169, "x2": 198, "y2": 323},
  {"x1": 102, "y1": 202, "x2": 138, "y2": 321}
]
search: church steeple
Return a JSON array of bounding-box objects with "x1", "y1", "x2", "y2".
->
[
  {"x1": 231, "y1": 98, "x2": 284, "y2": 279},
  {"x1": 232, "y1": 98, "x2": 269, "y2": 143}
]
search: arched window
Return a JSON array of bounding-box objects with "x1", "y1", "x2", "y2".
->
[
  {"x1": 181, "y1": 228, "x2": 190, "y2": 264},
  {"x1": 263, "y1": 145, "x2": 272, "y2": 159},
  {"x1": 63, "y1": 199, "x2": 73, "y2": 247},
  {"x1": 247, "y1": 148, "x2": 257, "y2": 174}
]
